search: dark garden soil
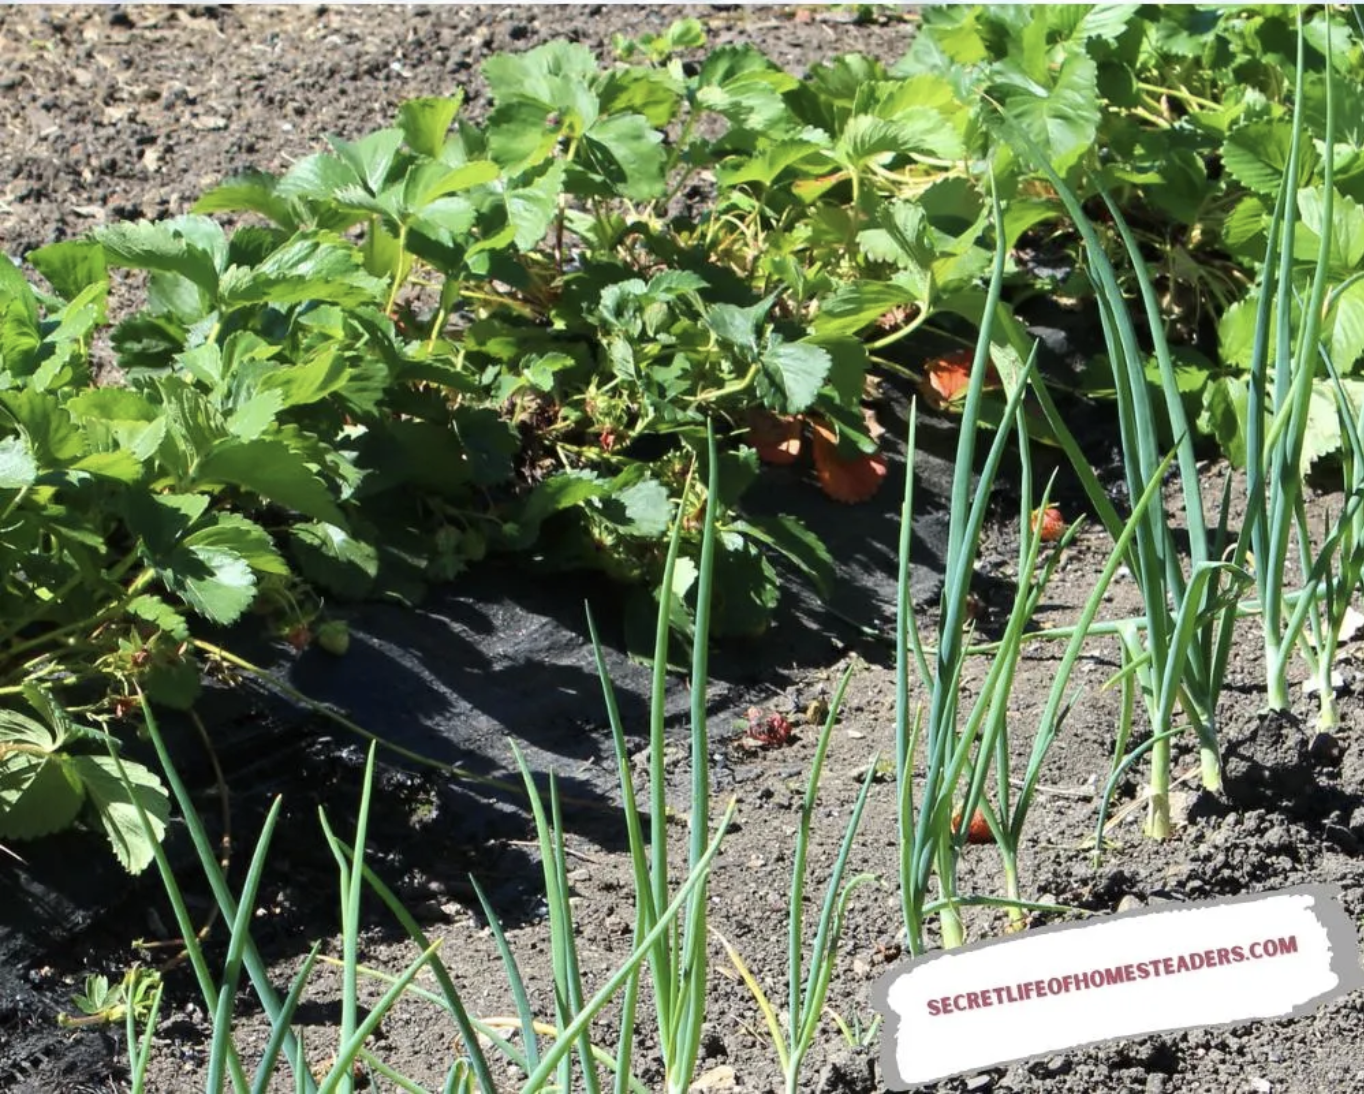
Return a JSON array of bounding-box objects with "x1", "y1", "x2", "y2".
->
[{"x1": 3, "y1": 6, "x2": 1364, "y2": 1094}]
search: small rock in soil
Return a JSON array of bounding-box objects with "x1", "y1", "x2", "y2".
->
[
  {"x1": 1309, "y1": 731, "x2": 1345, "y2": 766},
  {"x1": 688, "y1": 1065, "x2": 736, "y2": 1091},
  {"x1": 815, "y1": 1047, "x2": 875, "y2": 1094},
  {"x1": 1246, "y1": 1078, "x2": 1272, "y2": 1093}
]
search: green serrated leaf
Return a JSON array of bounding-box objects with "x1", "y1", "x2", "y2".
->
[
  {"x1": 186, "y1": 512, "x2": 289, "y2": 575},
  {"x1": 401, "y1": 159, "x2": 500, "y2": 211},
  {"x1": 735, "y1": 513, "x2": 835, "y2": 598},
  {"x1": 329, "y1": 128, "x2": 406, "y2": 195},
  {"x1": 217, "y1": 234, "x2": 388, "y2": 310},
  {"x1": 0, "y1": 707, "x2": 62, "y2": 749},
  {"x1": 710, "y1": 539, "x2": 779, "y2": 638},
  {"x1": 484, "y1": 39, "x2": 600, "y2": 110},
  {"x1": 1223, "y1": 195, "x2": 1269, "y2": 255},
  {"x1": 599, "y1": 67, "x2": 684, "y2": 128},
  {"x1": 705, "y1": 294, "x2": 777, "y2": 356},
  {"x1": 0, "y1": 751, "x2": 85, "y2": 841},
  {"x1": 507, "y1": 470, "x2": 607, "y2": 549},
  {"x1": 69, "y1": 449, "x2": 143, "y2": 483},
  {"x1": 1330, "y1": 280, "x2": 1364, "y2": 372},
  {"x1": 96, "y1": 217, "x2": 223, "y2": 296},
  {"x1": 277, "y1": 152, "x2": 363, "y2": 204},
  {"x1": 398, "y1": 94, "x2": 465, "y2": 158},
  {"x1": 126, "y1": 594, "x2": 190, "y2": 640},
  {"x1": 838, "y1": 111, "x2": 963, "y2": 165},
  {"x1": 812, "y1": 281, "x2": 920, "y2": 337},
  {"x1": 1068, "y1": 4, "x2": 1140, "y2": 43},
  {"x1": 994, "y1": 52, "x2": 1101, "y2": 174},
  {"x1": 486, "y1": 99, "x2": 568, "y2": 171},
  {"x1": 0, "y1": 434, "x2": 37, "y2": 489},
  {"x1": 258, "y1": 346, "x2": 351, "y2": 408},
  {"x1": 27, "y1": 240, "x2": 109, "y2": 302},
  {"x1": 603, "y1": 477, "x2": 671, "y2": 537},
  {"x1": 1303, "y1": 382, "x2": 1343, "y2": 473},
  {"x1": 1297, "y1": 187, "x2": 1364, "y2": 272},
  {"x1": 582, "y1": 113, "x2": 667, "y2": 201},
  {"x1": 805, "y1": 334, "x2": 869, "y2": 409},
  {"x1": 69, "y1": 755, "x2": 169, "y2": 874},
  {"x1": 858, "y1": 200, "x2": 935, "y2": 274},
  {"x1": 195, "y1": 439, "x2": 346, "y2": 526},
  {"x1": 1222, "y1": 120, "x2": 1319, "y2": 196},
  {"x1": 0, "y1": 389, "x2": 85, "y2": 466},
  {"x1": 505, "y1": 161, "x2": 565, "y2": 251},
  {"x1": 166, "y1": 543, "x2": 257, "y2": 625},
  {"x1": 1217, "y1": 297, "x2": 1270, "y2": 370},
  {"x1": 290, "y1": 521, "x2": 379, "y2": 599},
  {"x1": 716, "y1": 140, "x2": 824, "y2": 189},
  {"x1": 759, "y1": 340, "x2": 831, "y2": 414},
  {"x1": 226, "y1": 390, "x2": 284, "y2": 441},
  {"x1": 191, "y1": 171, "x2": 301, "y2": 230},
  {"x1": 66, "y1": 388, "x2": 159, "y2": 423},
  {"x1": 452, "y1": 406, "x2": 519, "y2": 487}
]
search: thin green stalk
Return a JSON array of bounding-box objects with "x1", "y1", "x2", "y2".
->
[
  {"x1": 328, "y1": 743, "x2": 379, "y2": 1094},
  {"x1": 3, "y1": 565, "x2": 155, "y2": 663},
  {"x1": 208, "y1": 797, "x2": 285, "y2": 1094},
  {"x1": 127, "y1": 692, "x2": 314, "y2": 1094},
  {"x1": 714, "y1": 667, "x2": 878, "y2": 1094},
  {"x1": 341, "y1": 849, "x2": 498, "y2": 1092},
  {"x1": 518, "y1": 800, "x2": 736, "y2": 1094},
  {"x1": 997, "y1": 95, "x2": 1255, "y2": 830},
  {"x1": 901, "y1": 174, "x2": 1019, "y2": 954},
  {"x1": 668, "y1": 420, "x2": 722, "y2": 1094},
  {"x1": 128, "y1": 982, "x2": 166, "y2": 1094},
  {"x1": 252, "y1": 944, "x2": 325, "y2": 1094},
  {"x1": 1261, "y1": 28, "x2": 1318, "y2": 710}
]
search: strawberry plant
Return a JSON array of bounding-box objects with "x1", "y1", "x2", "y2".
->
[
  {"x1": 0, "y1": 689, "x2": 168, "y2": 873},
  {"x1": 7, "y1": 7, "x2": 1363, "y2": 870},
  {"x1": 897, "y1": 4, "x2": 1364, "y2": 469}
]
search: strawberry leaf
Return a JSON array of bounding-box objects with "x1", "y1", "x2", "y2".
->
[
  {"x1": 0, "y1": 709, "x2": 83, "y2": 841},
  {"x1": 68, "y1": 755, "x2": 169, "y2": 875}
]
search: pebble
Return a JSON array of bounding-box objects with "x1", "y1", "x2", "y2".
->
[
  {"x1": 964, "y1": 1075, "x2": 994, "y2": 1092},
  {"x1": 1247, "y1": 1078, "x2": 1272, "y2": 1093},
  {"x1": 1309, "y1": 731, "x2": 1345, "y2": 766},
  {"x1": 689, "y1": 1066, "x2": 736, "y2": 1091}
]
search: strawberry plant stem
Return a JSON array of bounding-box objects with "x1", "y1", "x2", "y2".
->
[
  {"x1": 384, "y1": 225, "x2": 409, "y2": 317},
  {"x1": 3, "y1": 565, "x2": 155, "y2": 665}
]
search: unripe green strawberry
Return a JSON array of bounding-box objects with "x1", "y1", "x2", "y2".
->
[{"x1": 316, "y1": 620, "x2": 350, "y2": 657}]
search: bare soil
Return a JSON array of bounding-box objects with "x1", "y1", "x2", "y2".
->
[{"x1": 3, "y1": 7, "x2": 1364, "y2": 1094}]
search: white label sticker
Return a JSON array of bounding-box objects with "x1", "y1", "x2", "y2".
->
[{"x1": 873, "y1": 884, "x2": 1363, "y2": 1089}]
